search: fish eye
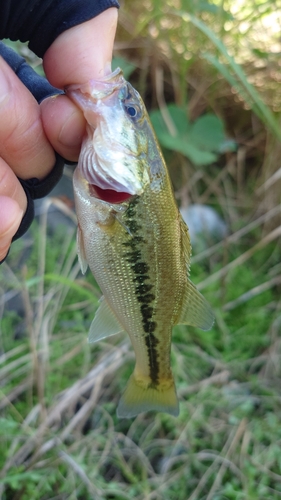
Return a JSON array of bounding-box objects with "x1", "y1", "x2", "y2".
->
[
  {"x1": 126, "y1": 105, "x2": 138, "y2": 117},
  {"x1": 124, "y1": 103, "x2": 142, "y2": 121}
]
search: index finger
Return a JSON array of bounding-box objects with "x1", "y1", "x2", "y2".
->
[{"x1": 0, "y1": 56, "x2": 56, "y2": 181}]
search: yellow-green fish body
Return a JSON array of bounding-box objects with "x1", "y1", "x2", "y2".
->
[{"x1": 67, "y1": 69, "x2": 214, "y2": 418}]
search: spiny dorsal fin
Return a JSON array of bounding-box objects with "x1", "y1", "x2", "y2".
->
[
  {"x1": 77, "y1": 225, "x2": 88, "y2": 274},
  {"x1": 177, "y1": 279, "x2": 214, "y2": 331},
  {"x1": 88, "y1": 296, "x2": 124, "y2": 343}
]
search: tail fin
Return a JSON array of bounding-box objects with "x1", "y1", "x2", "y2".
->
[{"x1": 117, "y1": 374, "x2": 179, "y2": 418}]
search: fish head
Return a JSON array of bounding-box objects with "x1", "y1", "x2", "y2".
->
[{"x1": 66, "y1": 68, "x2": 150, "y2": 202}]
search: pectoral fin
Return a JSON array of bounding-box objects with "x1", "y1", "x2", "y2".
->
[
  {"x1": 177, "y1": 279, "x2": 214, "y2": 331},
  {"x1": 77, "y1": 225, "x2": 88, "y2": 274},
  {"x1": 113, "y1": 212, "x2": 133, "y2": 236},
  {"x1": 88, "y1": 296, "x2": 124, "y2": 343}
]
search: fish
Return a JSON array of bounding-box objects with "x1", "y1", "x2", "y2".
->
[{"x1": 66, "y1": 68, "x2": 214, "y2": 418}]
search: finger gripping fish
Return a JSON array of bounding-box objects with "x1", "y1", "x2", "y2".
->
[{"x1": 66, "y1": 68, "x2": 214, "y2": 418}]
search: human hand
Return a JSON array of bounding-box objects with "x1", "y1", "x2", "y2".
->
[{"x1": 0, "y1": 7, "x2": 118, "y2": 261}]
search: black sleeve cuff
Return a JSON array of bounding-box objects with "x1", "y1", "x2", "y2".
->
[
  {"x1": 0, "y1": 44, "x2": 66, "y2": 263},
  {"x1": 0, "y1": 0, "x2": 120, "y2": 58},
  {"x1": 0, "y1": 152, "x2": 65, "y2": 264},
  {"x1": 17, "y1": 151, "x2": 65, "y2": 201},
  {"x1": 11, "y1": 182, "x2": 34, "y2": 242},
  {"x1": 0, "y1": 41, "x2": 63, "y2": 103},
  {"x1": 13, "y1": 151, "x2": 65, "y2": 242}
]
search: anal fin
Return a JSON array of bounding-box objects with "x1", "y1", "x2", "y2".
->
[
  {"x1": 88, "y1": 296, "x2": 124, "y2": 343},
  {"x1": 177, "y1": 279, "x2": 214, "y2": 330}
]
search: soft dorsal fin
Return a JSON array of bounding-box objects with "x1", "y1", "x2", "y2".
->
[
  {"x1": 177, "y1": 213, "x2": 214, "y2": 330},
  {"x1": 77, "y1": 225, "x2": 88, "y2": 274},
  {"x1": 177, "y1": 279, "x2": 214, "y2": 330},
  {"x1": 88, "y1": 296, "x2": 124, "y2": 343},
  {"x1": 179, "y1": 214, "x2": 192, "y2": 273}
]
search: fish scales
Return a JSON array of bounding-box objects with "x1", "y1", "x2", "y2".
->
[
  {"x1": 68, "y1": 68, "x2": 214, "y2": 418},
  {"x1": 74, "y1": 169, "x2": 182, "y2": 383}
]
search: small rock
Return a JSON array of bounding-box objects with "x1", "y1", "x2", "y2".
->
[{"x1": 180, "y1": 204, "x2": 228, "y2": 248}]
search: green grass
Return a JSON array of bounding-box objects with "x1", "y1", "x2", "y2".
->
[
  {"x1": 0, "y1": 209, "x2": 280, "y2": 499},
  {"x1": 1, "y1": 0, "x2": 281, "y2": 498}
]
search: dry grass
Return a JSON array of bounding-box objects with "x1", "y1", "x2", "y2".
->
[
  {"x1": 1, "y1": 1, "x2": 281, "y2": 499},
  {"x1": 0, "y1": 185, "x2": 280, "y2": 499}
]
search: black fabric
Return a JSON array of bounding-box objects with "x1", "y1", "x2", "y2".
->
[
  {"x1": 0, "y1": 41, "x2": 63, "y2": 102},
  {"x1": 11, "y1": 182, "x2": 34, "y2": 242},
  {"x1": 17, "y1": 151, "x2": 65, "y2": 201},
  {"x1": 0, "y1": 42, "x2": 64, "y2": 257},
  {"x1": 12, "y1": 151, "x2": 65, "y2": 240},
  {"x1": 0, "y1": 0, "x2": 119, "y2": 262},
  {"x1": 0, "y1": 151, "x2": 64, "y2": 263},
  {"x1": 0, "y1": 0, "x2": 119, "y2": 58},
  {"x1": 0, "y1": 152, "x2": 64, "y2": 265}
]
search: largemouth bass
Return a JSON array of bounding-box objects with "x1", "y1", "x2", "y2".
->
[{"x1": 67, "y1": 68, "x2": 214, "y2": 418}]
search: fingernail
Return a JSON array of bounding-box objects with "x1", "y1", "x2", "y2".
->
[
  {"x1": 104, "y1": 61, "x2": 112, "y2": 76},
  {"x1": 40, "y1": 92, "x2": 61, "y2": 104}
]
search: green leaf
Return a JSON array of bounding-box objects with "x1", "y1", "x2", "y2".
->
[
  {"x1": 156, "y1": 132, "x2": 218, "y2": 165},
  {"x1": 168, "y1": 105, "x2": 191, "y2": 133},
  {"x1": 150, "y1": 105, "x2": 190, "y2": 134},
  {"x1": 178, "y1": 143, "x2": 218, "y2": 165},
  {"x1": 150, "y1": 105, "x2": 226, "y2": 165}
]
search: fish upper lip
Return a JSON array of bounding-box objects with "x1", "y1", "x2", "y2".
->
[
  {"x1": 66, "y1": 67, "x2": 125, "y2": 99},
  {"x1": 69, "y1": 67, "x2": 149, "y2": 197}
]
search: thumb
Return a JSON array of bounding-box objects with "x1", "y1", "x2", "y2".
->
[
  {"x1": 43, "y1": 8, "x2": 118, "y2": 87},
  {"x1": 41, "y1": 9, "x2": 117, "y2": 163}
]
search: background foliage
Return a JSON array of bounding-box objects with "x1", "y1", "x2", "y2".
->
[{"x1": 1, "y1": 0, "x2": 281, "y2": 498}]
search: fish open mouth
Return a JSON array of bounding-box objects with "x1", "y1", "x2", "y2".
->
[{"x1": 89, "y1": 184, "x2": 133, "y2": 204}]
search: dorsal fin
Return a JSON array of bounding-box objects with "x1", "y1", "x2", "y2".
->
[
  {"x1": 179, "y1": 214, "x2": 192, "y2": 274},
  {"x1": 177, "y1": 279, "x2": 214, "y2": 330},
  {"x1": 88, "y1": 296, "x2": 124, "y2": 343},
  {"x1": 178, "y1": 214, "x2": 214, "y2": 330}
]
